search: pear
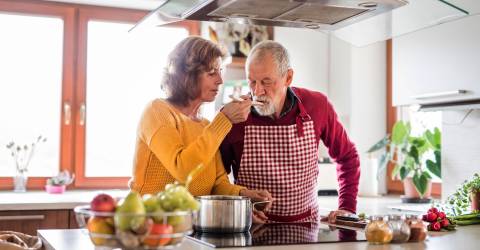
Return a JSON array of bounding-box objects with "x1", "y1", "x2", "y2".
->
[{"x1": 114, "y1": 191, "x2": 146, "y2": 231}]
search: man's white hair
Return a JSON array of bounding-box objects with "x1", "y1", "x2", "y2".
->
[{"x1": 246, "y1": 40, "x2": 291, "y2": 76}]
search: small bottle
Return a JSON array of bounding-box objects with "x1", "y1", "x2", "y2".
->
[
  {"x1": 405, "y1": 214, "x2": 428, "y2": 242},
  {"x1": 387, "y1": 215, "x2": 411, "y2": 243},
  {"x1": 365, "y1": 215, "x2": 393, "y2": 244}
]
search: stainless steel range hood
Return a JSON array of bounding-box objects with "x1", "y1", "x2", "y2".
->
[{"x1": 132, "y1": 0, "x2": 478, "y2": 46}]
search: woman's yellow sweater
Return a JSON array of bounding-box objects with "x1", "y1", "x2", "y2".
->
[{"x1": 130, "y1": 99, "x2": 244, "y2": 196}]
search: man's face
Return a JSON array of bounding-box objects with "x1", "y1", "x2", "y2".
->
[{"x1": 247, "y1": 53, "x2": 292, "y2": 117}]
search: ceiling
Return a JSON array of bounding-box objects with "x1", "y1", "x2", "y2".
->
[{"x1": 43, "y1": 0, "x2": 162, "y2": 10}]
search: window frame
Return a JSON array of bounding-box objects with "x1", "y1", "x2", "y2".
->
[
  {"x1": 74, "y1": 6, "x2": 199, "y2": 188},
  {"x1": 0, "y1": 0, "x2": 199, "y2": 190},
  {"x1": 0, "y1": 0, "x2": 75, "y2": 190}
]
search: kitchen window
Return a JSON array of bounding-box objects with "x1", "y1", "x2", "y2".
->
[
  {"x1": 0, "y1": 0, "x2": 199, "y2": 189},
  {"x1": 398, "y1": 106, "x2": 442, "y2": 182}
]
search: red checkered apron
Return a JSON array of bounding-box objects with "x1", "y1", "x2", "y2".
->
[{"x1": 236, "y1": 100, "x2": 319, "y2": 223}]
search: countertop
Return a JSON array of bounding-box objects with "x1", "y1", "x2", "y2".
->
[
  {"x1": 0, "y1": 190, "x2": 433, "y2": 215},
  {"x1": 38, "y1": 225, "x2": 480, "y2": 250},
  {"x1": 0, "y1": 190, "x2": 128, "y2": 210}
]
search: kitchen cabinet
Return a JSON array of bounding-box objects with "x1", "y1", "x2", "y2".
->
[
  {"x1": 393, "y1": 15, "x2": 480, "y2": 106},
  {"x1": 0, "y1": 209, "x2": 78, "y2": 236}
]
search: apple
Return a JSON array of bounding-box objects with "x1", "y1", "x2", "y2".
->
[
  {"x1": 142, "y1": 223, "x2": 173, "y2": 247},
  {"x1": 87, "y1": 216, "x2": 115, "y2": 246},
  {"x1": 91, "y1": 193, "x2": 116, "y2": 213}
]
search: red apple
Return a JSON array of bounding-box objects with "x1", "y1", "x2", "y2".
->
[
  {"x1": 91, "y1": 193, "x2": 116, "y2": 213},
  {"x1": 142, "y1": 223, "x2": 173, "y2": 247}
]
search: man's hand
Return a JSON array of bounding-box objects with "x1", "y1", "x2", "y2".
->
[{"x1": 327, "y1": 209, "x2": 352, "y2": 224}]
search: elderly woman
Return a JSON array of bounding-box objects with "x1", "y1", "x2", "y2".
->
[{"x1": 130, "y1": 36, "x2": 271, "y2": 221}]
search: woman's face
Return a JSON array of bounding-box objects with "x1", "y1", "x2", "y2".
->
[{"x1": 197, "y1": 57, "x2": 224, "y2": 103}]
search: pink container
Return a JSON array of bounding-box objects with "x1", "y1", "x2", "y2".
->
[{"x1": 45, "y1": 185, "x2": 66, "y2": 194}]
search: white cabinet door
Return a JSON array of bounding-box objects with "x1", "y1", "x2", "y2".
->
[{"x1": 393, "y1": 15, "x2": 480, "y2": 106}]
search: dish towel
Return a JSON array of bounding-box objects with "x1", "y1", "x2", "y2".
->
[{"x1": 0, "y1": 231, "x2": 42, "y2": 250}]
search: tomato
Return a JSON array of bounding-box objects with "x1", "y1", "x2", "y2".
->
[{"x1": 142, "y1": 223, "x2": 173, "y2": 247}]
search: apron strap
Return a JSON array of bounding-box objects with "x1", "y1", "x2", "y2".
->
[{"x1": 295, "y1": 98, "x2": 311, "y2": 137}]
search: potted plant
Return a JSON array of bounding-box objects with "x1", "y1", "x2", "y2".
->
[
  {"x1": 446, "y1": 173, "x2": 480, "y2": 215},
  {"x1": 45, "y1": 170, "x2": 75, "y2": 194},
  {"x1": 367, "y1": 121, "x2": 441, "y2": 200}
]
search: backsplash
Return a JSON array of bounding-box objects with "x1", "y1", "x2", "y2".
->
[{"x1": 442, "y1": 109, "x2": 480, "y2": 200}]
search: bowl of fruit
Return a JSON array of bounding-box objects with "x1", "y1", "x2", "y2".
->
[{"x1": 75, "y1": 183, "x2": 200, "y2": 249}]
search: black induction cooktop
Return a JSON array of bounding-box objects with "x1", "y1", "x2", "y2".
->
[{"x1": 187, "y1": 222, "x2": 366, "y2": 248}]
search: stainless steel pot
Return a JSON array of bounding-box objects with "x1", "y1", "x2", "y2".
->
[{"x1": 193, "y1": 195, "x2": 269, "y2": 233}]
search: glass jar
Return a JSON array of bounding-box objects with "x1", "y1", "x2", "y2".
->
[
  {"x1": 365, "y1": 215, "x2": 393, "y2": 244},
  {"x1": 387, "y1": 215, "x2": 411, "y2": 243},
  {"x1": 405, "y1": 214, "x2": 427, "y2": 242}
]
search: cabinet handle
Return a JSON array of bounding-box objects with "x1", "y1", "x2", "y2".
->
[
  {"x1": 0, "y1": 215, "x2": 45, "y2": 221},
  {"x1": 412, "y1": 90, "x2": 468, "y2": 100},
  {"x1": 63, "y1": 102, "x2": 71, "y2": 125},
  {"x1": 79, "y1": 102, "x2": 86, "y2": 126}
]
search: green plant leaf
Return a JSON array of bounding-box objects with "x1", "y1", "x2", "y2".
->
[
  {"x1": 399, "y1": 166, "x2": 409, "y2": 180},
  {"x1": 413, "y1": 173, "x2": 428, "y2": 197},
  {"x1": 392, "y1": 121, "x2": 408, "y2": 145},
  {"x1": 409, "y1": 146, "x2": 420, "y2": 164},
  {"x1": 367, "y1": 136, "x2": 390, "y2": 153},
  {"x1": 433, "y1": 127, "x2": 441, "y2": 150},
  {"x1": 404, "y1": 157, "x2": 415, "y2": 171},
  {"x1": 377, "y1": 152, "x2": 391, "y2": 180},
  {"x1": 391, "y1": 164, "x2": 401, "y2": 179},
  {"x1": 426, "y1": 159, "x2": 441, "y2": 178},
  {"x1": 422, "y1": 171, "x2": 432, "y2": 180}
]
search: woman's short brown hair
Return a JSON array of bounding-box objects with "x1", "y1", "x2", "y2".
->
[{"x1": 161, "y1": 36, "x2": 225, "y2": 106}]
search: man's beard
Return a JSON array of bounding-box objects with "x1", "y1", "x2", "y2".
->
[{"x1": 253, "y1": 95, "x2": 275, "y2": 116}]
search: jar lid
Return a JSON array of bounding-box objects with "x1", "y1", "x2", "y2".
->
[
  {"x1": 368, "y1": 215, "x2": 387, "y2": 221},
  {"x1": 405, "y1": 214, "x2": 422, "y2": 220},
  {"x1": 388, "y1": 214, "x2": 406, "y2": 220}
]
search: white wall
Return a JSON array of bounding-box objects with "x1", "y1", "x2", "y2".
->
[
  {"x1": 273, "y1": 27, "x2": 329, "y2": 93},
  {"x1": 442, "y1": 110, "x2": 480, "y2": 199},
  {"x1": 329, "y1": 36, "x2": 387, "y2": 195}
]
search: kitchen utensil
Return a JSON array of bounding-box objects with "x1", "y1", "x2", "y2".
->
[
  {"x1": 337, "y1": 214, "x2": 360, "y2": 222},
  {"x1": 230, "y1": 95, "x2": 264, "y2": 106},
  {"x1": 194, "y1": 195, "x2": 269, "y2": 233}
]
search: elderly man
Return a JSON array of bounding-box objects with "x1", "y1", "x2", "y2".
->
[{"x1": 220, "y1": 40, "x2": 360, "y2": 223}]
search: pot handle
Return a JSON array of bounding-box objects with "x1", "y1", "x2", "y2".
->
[{"x1": 252, "y1": 200, "x2": 272, "y2": 211}]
